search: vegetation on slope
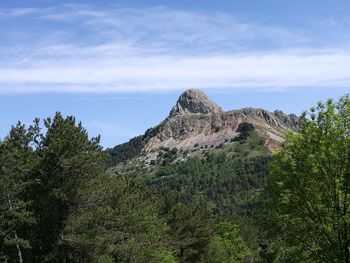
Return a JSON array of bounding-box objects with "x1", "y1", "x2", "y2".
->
[
  {"x1": 107, "y1": 135, "x2": 145, "y2": 165},
  {"x1": 111, "y1": 127, "x2": 271, "y2": 259},
  {"x1": 147, "y1": 130, "x2": 270, "y2": 218},
  {"x1": 1, "y1": 95, "x2": 349, "y2": 262},
  {"x1": 0, "y1": 113, "x2": 249, "y2": 263}
]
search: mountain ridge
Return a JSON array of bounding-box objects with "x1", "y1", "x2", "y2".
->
[
  {"x1": 144, "y1": 89, "x2": 299, "y2": 152},
  {"x1": 108, "y1": 89, "x2": 300, "y2": 165}
]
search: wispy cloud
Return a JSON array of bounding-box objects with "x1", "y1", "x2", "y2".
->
[
  {"x1": 2, "y1": 50, "x2": 350, "y2": 93},
  {"x1": 0, "y1": 7, "x2": 43, "y2": 17},
  {"x1": 0, "y1": 4, "x2": 349, "y2": 94}
]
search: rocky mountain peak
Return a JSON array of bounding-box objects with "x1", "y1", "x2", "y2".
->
[
  {"x1": 169, "y1": 89, "x2": 223, "y2": 118},
  {"x1": 110, "y1": 89, "x2": 301, "y2": 164}
]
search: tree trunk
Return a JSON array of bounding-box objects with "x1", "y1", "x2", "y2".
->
[
  {"x1": 345, "y1": 231, "x2": 350, "y2": 263},
  {"x1": 14, "y1": 232, "x2": 24, "y2": 263},
  {"x1": 6, "y1": 189, "x2": 24, "y2": 263}
]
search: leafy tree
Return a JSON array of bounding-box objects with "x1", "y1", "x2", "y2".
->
[
  {"x1": 263, "y1": 95, "x2": 350, "y2": 262},
  {"x1": 206, "y1": 221, "x2": 249, "y2": 263}
]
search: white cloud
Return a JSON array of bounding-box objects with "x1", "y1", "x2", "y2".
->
[
  {"x1": 1, "y1": 49, "x2": 350, "y2": 93},
  {"x1": 0, "y1": 5, "x2": 349, "y2": 94}
]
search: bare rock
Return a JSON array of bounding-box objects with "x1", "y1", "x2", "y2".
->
[{"x1": 169, "y1": 89, "x2": 223, "y2": 117}]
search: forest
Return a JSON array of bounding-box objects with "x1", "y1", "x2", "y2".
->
[{"x1": 1, "y1": 95, "x2": 349, "y2": 263}]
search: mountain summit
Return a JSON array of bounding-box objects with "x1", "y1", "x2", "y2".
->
[
  {"x1": 169, "y1": 89, "x2": 223, "y2": 117},
  {"x1": 109, "y1": 89, "x2": 300, "y2": 165},
  {"x1": 144, "y1": 89, "x2": 299, "y2": 151}
]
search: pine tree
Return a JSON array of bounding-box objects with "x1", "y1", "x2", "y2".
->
[
  {"x1": 0, "y1": 122, "x2": 38, "y2": 262},
  {"x1": 64, "y1": 175, "x2": 173, "y2": 262},
  {"x1": 30, "y1": 112, "x2": 105, "y2": 262}
]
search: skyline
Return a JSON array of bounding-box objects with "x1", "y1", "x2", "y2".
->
[
  {"x1": 2, "y1": 88, "x2": 348, "y2": 147},
  {"x1": 1, "y1": 0, "x2": 350, "y2": 146}
]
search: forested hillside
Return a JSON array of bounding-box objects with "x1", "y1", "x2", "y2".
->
[
  {"x1": 146, "y1": 130, "x2": 270, "y2": 218},
  {"x1": 0, "y1": 95, "x2": 349, "y2": 262},
  {"x1": 0, "y1": 113, "x2": 252, "y2": 262}
]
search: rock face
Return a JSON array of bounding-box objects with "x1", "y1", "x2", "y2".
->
[
  {"x1": 110, "y1": 89, "x2": 300, "y2": 165},
  {"x1": 169, "y1": 89, "x2": 223, "y2": 117},
  {"x1": 142, "y1": 89, "x2": 300, "y2": 152}
]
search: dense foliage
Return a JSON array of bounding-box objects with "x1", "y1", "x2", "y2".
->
[
  {"x1": 0, "y1": 113, "x2": 105, "y2": 262},
  {"x1": 0, "y1": 121, "x2": 38, "y2": 262},
  {"x1": 234, "y1": 122, "x2": 255, "y2": 142},
  {"x1": 107, "y1": 135, "x2": 145, "y2": 165},
  {"x1": 261, "y1": 95, "x2": 350, "y2": 262},
  {"x1": 2, "y1": 95, "x2": 348, "y2": 262},
  {"x1": 0, "y1": 113, "x2": 250, "y2": 262},
  {"x1": 148, "y1": 131, "x2": 270, "y2": 218}
]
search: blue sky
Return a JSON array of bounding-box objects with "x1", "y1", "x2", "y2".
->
[{"x1": 0, "y1": 0, "x2": 350, "y2": 147}]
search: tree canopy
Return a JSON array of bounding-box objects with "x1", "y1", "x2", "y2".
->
[
  {"x1": 0, "y1": 112, "x2": 253, "y2": 262},
  {"x1": 262, "y1": 95, "x2": 350, "y2": 262}
]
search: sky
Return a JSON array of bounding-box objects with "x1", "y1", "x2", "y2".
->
[{"x1": 0, "y1": 0, "x2": 350, "y2": 147}]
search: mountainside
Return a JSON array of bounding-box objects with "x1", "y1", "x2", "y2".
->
[
  {"x1": 106, "y1": 89, "x2": 302, "y2": 256},
  {"x1": 107, "y1": 87, "x2": 275, "y2": 217},
  {"x1": 109, "y1": 89, "x2": 299, "y2": 165}
]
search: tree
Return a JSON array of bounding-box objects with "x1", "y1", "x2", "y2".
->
[
  {"x1": 30, "y1": 112, "x2": 105, "y2": 262},
  {"x1": 263, "y1": 95, "x2": 350, "y2": 262},
  {"x1": 206, "y1": 221, "x2": 249, "y2": 263},
  {"x1": 64, "y1": 175, "x2": 174, "y2": 263},
  {"x1": 168, "y1": 202, "x2": 213, "y2": 263},
  {"x1": 0, "y1": 122, "x2": 38, "y2": 262}
]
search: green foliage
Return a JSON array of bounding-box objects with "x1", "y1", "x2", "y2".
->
[
  {"x1": 154, "y1": 250, "x2": 177, "y2": 263},
  {"x1": 168, "y1": 203, "x2": 213, "y2": 262},
  {"x1": 206, "y1": 221, "x2": 249, "y2": 263},
  {"x1": 64, "y1": 175, "x2": 172, "y2": 262},
  {"x1": 150, "y1": 132, "x2": 270, "y2": 218},
  {"x1": 0, "y1": 113, "x2": 106, "y2": 262},
  {"x1": 142, "y1": 132, "x2": 270, "y2": 260},
  {"x1": 262, "y1": 95, "x2": 350, "y2": 262},
  {"x1": 234, "y1": 122, "x2": 255, "y2": 142},
  {"x1": 29, "y1": 113, "x2": 105, "y2": 261},
  {"x1": 107, "y1": 135, "x2": 145, "y2": 165},
  {"x1": 0, "y1": 122, "x2": 39, "y2": 262},
  {"x1": 0, "y1": 111, "x2": 277, "y2": 262}
]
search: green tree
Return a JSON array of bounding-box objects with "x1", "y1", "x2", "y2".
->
[
  {"x1": 64, "y1": 175, "x2": 174, "y2": 263},
  {"x1": 263, "y1": 95, "x2": 350, "y2": 262},
  {"x1": 0, "y1": 122, "x2": 38, "y2": 262},
  {"x1": 30, "y1": 112, "x2": 105, "y2": 261},
  {"x1": 168, "y1": 203, "x2": 213, "y2": 263},
  {"x1": 206, "y1": 221, "x2": 249, "y2": 263}
]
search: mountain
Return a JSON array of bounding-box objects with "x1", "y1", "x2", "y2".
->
[
  {"x1": 108, "y1": 89, "x2": 299, "y2": 165},
  {"x1": 169, "y1": 89, "x2": 223, "y2": 117}
]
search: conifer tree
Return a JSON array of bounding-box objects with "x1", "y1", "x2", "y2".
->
[
  {"x1": 0, "y1": 122, "x2": 38, "y2": 262},
  {"x1": 30, "y1": 112, "x2": 104, "y2": 261}
]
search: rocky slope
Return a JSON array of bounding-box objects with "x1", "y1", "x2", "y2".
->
[
  {"x1": 108, "y1": 89, "x2": 300, "y2": 166},
  {"x1": 144, "y1": 89, "x2": 299, "y2": 152}
]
